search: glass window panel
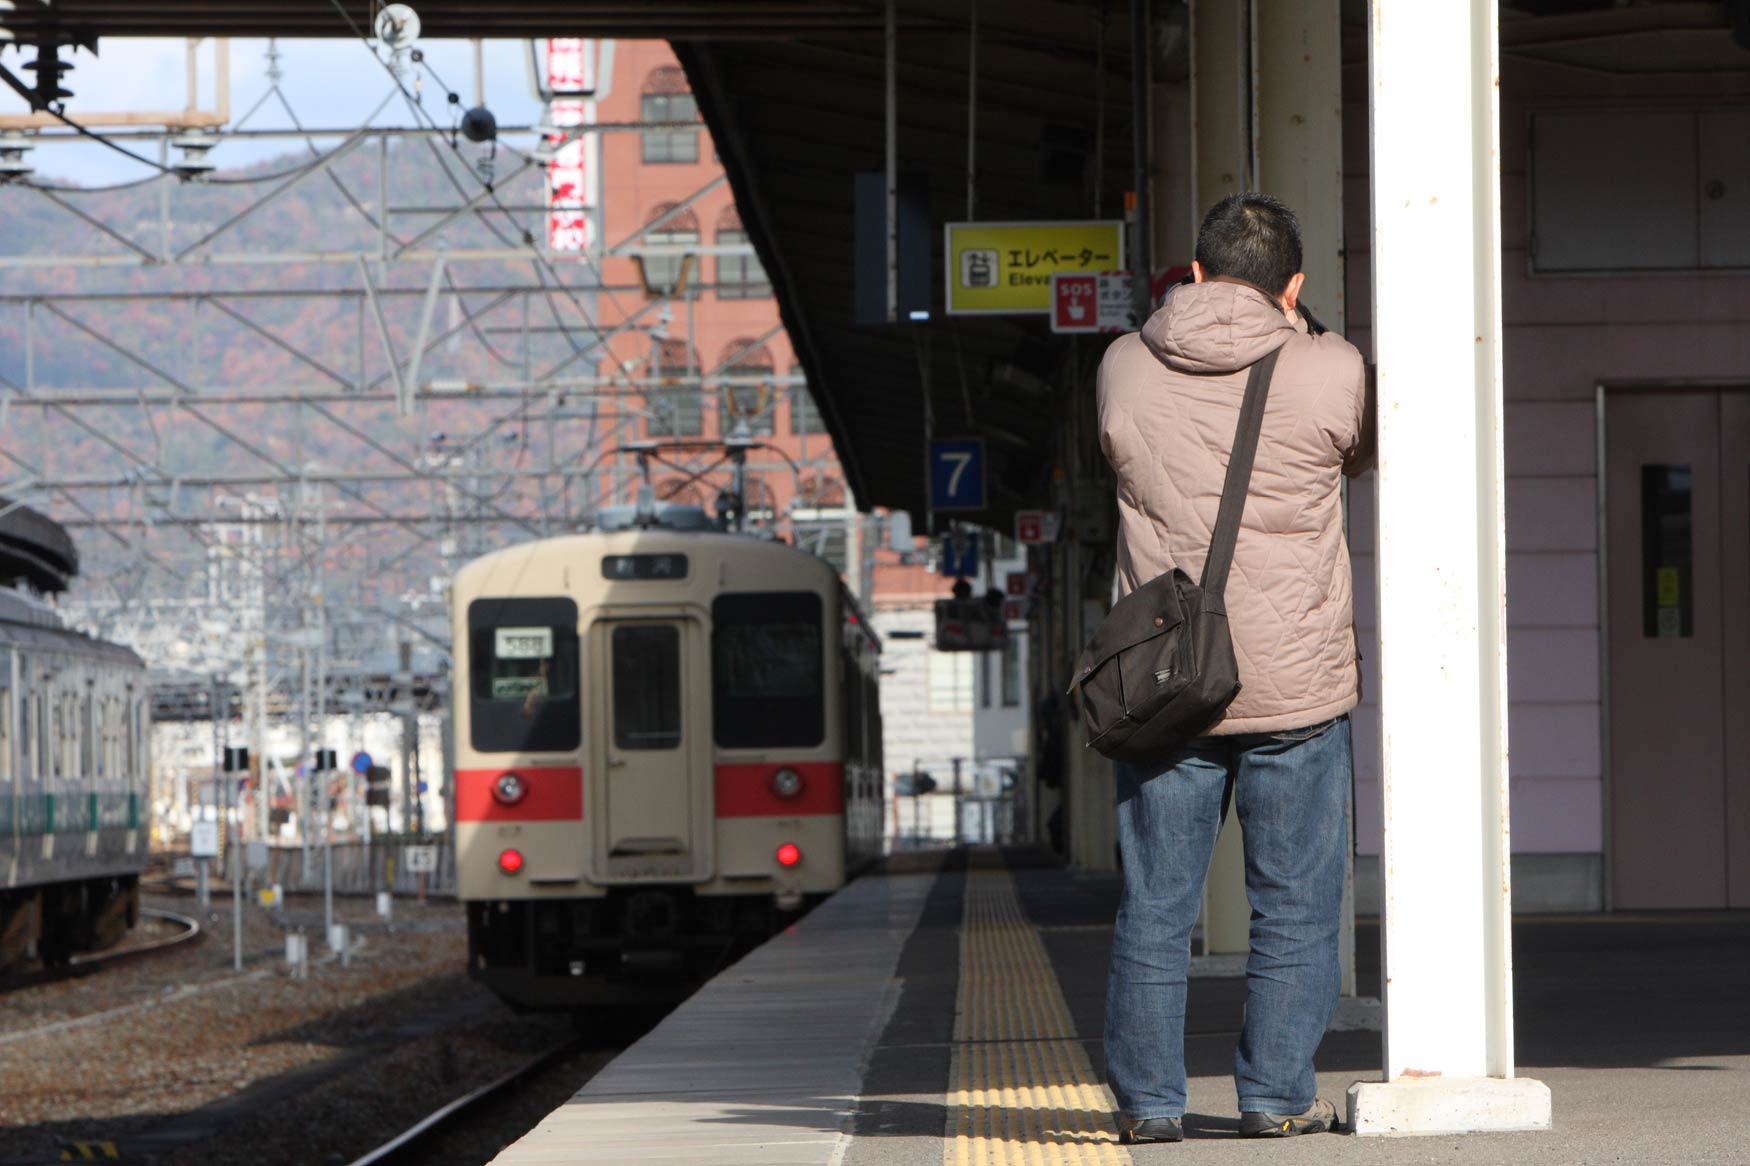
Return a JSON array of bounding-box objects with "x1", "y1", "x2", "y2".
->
[
  {"x1": 712, "y1": 593, "x2": 824, "y2": 748},
  {"x1": 1641, "y1": 464, "x2": 1694, "y2": 638},
  {"x1": 927, "y1": 652, "x2": 974, "y2": 713},
  {"x1": 468, "y1": 597, "x2": 581, "y2": 753},
  {"x1": 613, "y1": 625, "x2": 683, "y2": 750},
  {"x1": 647, "y1": 388, "x2": 704, "y2": 437},
  {"x1": 715, "y1": 228, "x2": 771, "y2": 299},
  {"x1": 791, "y1": 387, "x2": 825, "y2": 435},
  {"x1": 641, "y1": 92, "x2": 699, "y2": 163}
]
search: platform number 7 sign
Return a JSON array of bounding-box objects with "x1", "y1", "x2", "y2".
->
[{"x1": 929, "y1": 438, "x2": 986, "y2": 512}]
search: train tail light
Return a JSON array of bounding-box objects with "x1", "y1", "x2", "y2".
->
[
  {"x1": 498, "y1": 848, "x2": 525, "y2": 874},
  {"x1": 775, "y1": 842, "x2": 802, "y2": 868}
]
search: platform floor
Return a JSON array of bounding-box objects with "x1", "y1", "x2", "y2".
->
[{"x1": 490, "y1": 847, "x2": 1750, "y2": 1165}]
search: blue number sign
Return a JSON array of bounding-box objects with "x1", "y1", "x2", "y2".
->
[{"x1": 929, "y1": 438, "x2": 986, "y2": 512}]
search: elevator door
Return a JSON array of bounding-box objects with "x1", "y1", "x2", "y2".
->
[{"x1": 1605, "y1": 389, "x2": 1750, "y2": 908}]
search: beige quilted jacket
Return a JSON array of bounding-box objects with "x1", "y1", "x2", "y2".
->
[{"x1": 1095, "y1": 280, "x2": 1368, "y2": 735}]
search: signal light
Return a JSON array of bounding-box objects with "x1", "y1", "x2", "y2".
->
[
  {"x1": 769, "y1": 767, "x2": 805, "y2": 799},
  {"x1": 498, "y1": 848, "x2": 525, "y2": 874},
  {"x1": 775, "y1": 843, "x2": 802, "y2": 868},
  {"x1": 492, "y1": 772, "x2": 527, "y2": 805}
]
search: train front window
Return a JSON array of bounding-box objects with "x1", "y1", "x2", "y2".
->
[
  {"x1": 712, "y1": 592, "x2": 824, "y2": 748},
  {"x1": 611, "y1": 625, "x2": 683, "y2": 750},
  {"x1": 468, "y1": 597, "x2": 581, "y2": 753}
]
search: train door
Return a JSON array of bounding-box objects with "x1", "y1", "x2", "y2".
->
[
  {"x1": 588, "y1": 615, "x2": 711, "y2": 882},
  {"x1": 1604, "y1": 388, "x2": 1750, "y2": 908}
]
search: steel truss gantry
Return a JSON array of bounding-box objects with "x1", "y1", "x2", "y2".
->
[{"x1": 0, "y1": 55, "x2": 851, "y2": 841}]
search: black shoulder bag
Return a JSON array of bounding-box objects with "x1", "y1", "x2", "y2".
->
[{"x1": 1068, "y1": 345, "x2": 1280, "y2": 766}]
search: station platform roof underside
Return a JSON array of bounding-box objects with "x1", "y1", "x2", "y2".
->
[{"x1": 10, "y1": 1, "x2": 1749, "y2": 524}]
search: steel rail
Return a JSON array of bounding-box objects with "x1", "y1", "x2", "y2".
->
[
  {"x1": 340, "y1": 1037, "x2": 588, "y2": 1166},
  {"x1": 0, "y1": 906, "x2": 203, "y2": 992}
]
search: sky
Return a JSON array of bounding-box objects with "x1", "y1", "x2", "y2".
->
[{"x1": 1, "y1": 37, "x2": 560, "y2": 187}]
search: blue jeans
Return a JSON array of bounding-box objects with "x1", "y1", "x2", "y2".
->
[{"x1": 1104, "y1": 716, "x2": 1350, "y2": 1119}]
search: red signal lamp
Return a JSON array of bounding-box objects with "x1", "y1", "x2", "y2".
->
[
  {"x1": 498, "y1": 848, "x2": 525, "y2": 874},
  {"x1": 775, "y1": 842, "x2": 802, "y2": 868}
]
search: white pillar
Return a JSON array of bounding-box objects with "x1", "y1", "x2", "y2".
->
[{"x1": 1347, "y1": 0, "x2": 1550, "y2": 1136}]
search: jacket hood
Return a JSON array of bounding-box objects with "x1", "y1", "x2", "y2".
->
[{"x1": 1140, "y1": 280, "x2": 1300, "y2": 375}]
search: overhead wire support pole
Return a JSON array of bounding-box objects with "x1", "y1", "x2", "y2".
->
[
  {"x1": 402, "y1": 255, "x2": 448, "y2": 415},
  {"x1": 356, "y1": 255, "x2": 404, "y2": 401},
  {"x1": 966, "y1": 0, "x2": 978, "y2": 221},
  {"x1": 885, "y1": 0, "x2": 899, "y2": 323},
  {"x1": 1130, "y1": 0, "x2": 1154, "y2": 324}
]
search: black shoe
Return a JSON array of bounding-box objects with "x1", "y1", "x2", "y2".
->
[
  {"x1": 1117, "y1": 1116, "x2": 1185, "y2": 1144},
  {"x1": 1238, "y1": 1098, "x2": 1338, "y2": 1137}
]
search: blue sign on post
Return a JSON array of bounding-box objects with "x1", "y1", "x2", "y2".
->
[
  {"x1": 940, "y1": 532, "x2": 979, "y2": 578},
  {"x1": 929, "y1": 438, "x2": 986, "y2": 512},
  {"x1": 351, "y1": 751, "x2": 373, "y2": 775}
]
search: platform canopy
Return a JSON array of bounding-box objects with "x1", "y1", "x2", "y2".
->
[{"x1": 7, "y1": 0, "x2": 1747, "y2": 523}]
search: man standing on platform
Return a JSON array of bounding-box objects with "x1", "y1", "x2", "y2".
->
[{"x1": 1093, "y1": 193, "x2": 1371, "y2": 1143}]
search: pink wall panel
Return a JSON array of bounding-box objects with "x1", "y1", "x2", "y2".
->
[
  {"x1": 1509, "y1": 705, "x2": 1603, "y2": 780},
  {"x1": 1354, "y1": 778, "x2": 1382, "y2": 858},
  {"x1": 1506, "y1": 478, "x2": 1597, "y2": 552},
  {"x1": 1506, "y1": 779, "x2": 1604, "y2": 854},
  {"x1": 1505, "y1": 553, "x2": 1597, "y2": 628},
  {"x1": 1506, "y1": 323, "x2": 1750, "y2": 402},
  {"x1": 1505, "y1": 403, "x2": 1596, "y2": 476},
  {"x1": 1337, "y1": 58, "x2": 1750, "y2": 865},
  {"x1": 1508, "y1": 629, "x2": 1600, "y2": 704}
]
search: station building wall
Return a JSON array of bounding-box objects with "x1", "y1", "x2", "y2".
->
[{"x1": 1338, "y1": 57, "x2": 1750, "y2": 909}]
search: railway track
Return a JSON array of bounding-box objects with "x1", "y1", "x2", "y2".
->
[
  {"x1": 0, "y1": 906, "x2": 203, "y2": 991},
  {"x1": 341, "y1": 1036, "x2": 598, "y2": 1166}
]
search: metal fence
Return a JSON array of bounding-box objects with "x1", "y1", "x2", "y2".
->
[{"x1": 188, "y1": 835, "x2": 458, "y2": 898}]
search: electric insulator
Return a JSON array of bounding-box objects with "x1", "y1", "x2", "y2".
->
[
  {"x1": 170, "y1": 130, "x2": 218, "y2": 180},
  {"x1": 22, "y1": 46, "x2": 73, "y2": 107}
]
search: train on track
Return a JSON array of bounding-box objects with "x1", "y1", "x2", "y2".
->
[
  {"x1": 453, "y1": 499, "x2": 883, "y2": 1010},
  {"x1": 0, "y1": 501, "x2": 150, "y2": 969}
]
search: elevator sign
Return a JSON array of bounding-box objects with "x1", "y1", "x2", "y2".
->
[{"x1": 944, "y1": 221, "x2": 1124, "y2": 315}]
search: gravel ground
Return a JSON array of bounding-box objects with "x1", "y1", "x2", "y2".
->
[{"x1": 0, "y1": 888, "x2": 631, "y2": 1166}]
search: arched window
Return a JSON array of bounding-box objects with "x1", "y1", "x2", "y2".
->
[
  {"x1": 640, "y1": 203, "x2": 700, "y2": 297},
  {"x1": 790, "y1": 365, "x2": 825, "y2": 435},
  {"x1": 799, "y1": 472, "x2": 847, "y2": 509},
  {"x1": 647, "y1": 339, "x2": 703, "y2": 438},
  {"x1": 718, "y1": 338, "x2": 775, "y2": 437},
  {"x1": 642, "y1": 67, "x2": 698, "y2": 164},
  {"x1": 715, "y1": 205, "x2": 770, "y2": 300}
]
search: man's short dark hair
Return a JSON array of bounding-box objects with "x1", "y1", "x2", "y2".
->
[{"x1": 1195, "y1": 193, "x2": 1302, "y2": 296}]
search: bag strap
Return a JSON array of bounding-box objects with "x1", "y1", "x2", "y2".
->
[{"x1": 1199, "y1": 344, "x2": 1281, "y2": 598}]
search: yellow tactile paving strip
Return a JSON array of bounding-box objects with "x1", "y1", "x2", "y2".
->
[{"x1": 945, "y1": 853, "x2": 1131, "y2": 1166}]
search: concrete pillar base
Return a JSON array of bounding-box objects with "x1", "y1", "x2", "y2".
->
[{"x1": 1346, "y1": 1076, "x2": 1552, "y2": 1137}]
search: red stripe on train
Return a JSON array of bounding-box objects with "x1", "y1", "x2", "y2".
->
[
  {"x1": 454, "y1": 766, "x2": 583, "y2": 822},
  {"x1": 714, "y1": 762, "x2": 844, "y2": 817}
]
